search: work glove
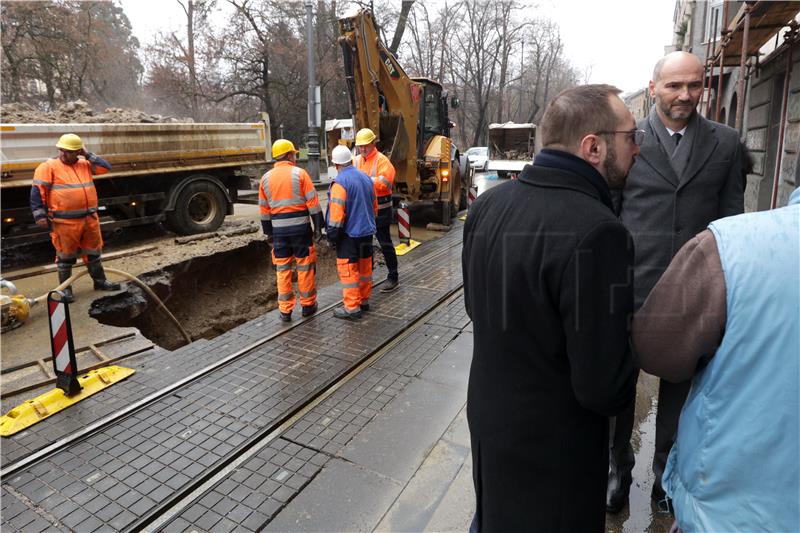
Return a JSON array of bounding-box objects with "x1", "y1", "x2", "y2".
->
[
  {"x1": 266, "y1": 234, "x2": 274, "y2": 247},
  {"x1": 314, "y1": 226, "x2": 322, "y2": 243}
]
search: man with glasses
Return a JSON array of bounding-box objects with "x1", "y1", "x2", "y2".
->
[
  {"x1": 607, "y1": 51, "x2": 744, "y2": 515},
  {"x1": 463, "y1": 85, "x2": 638, "y2": 531}
]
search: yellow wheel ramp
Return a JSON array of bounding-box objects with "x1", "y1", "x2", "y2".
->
[
  {"x1": 0, "y1": 365, "x2": 135, "y2": 437},
  {"x1": 394, "y1": 239, "x2": 422, "y2": 256}
]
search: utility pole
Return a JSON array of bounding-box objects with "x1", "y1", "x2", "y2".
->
[{"x1": 305, "y1": 1, "x2": 321, "y2": 182}]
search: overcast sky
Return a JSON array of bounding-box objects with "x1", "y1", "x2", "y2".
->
[{"x1": 121, "y1": 0, "x2": 677, "y2": 94}]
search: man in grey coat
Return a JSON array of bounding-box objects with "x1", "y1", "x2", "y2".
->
[{"x1": 606, "y1": 51, "x2": 744, "y2": 513}]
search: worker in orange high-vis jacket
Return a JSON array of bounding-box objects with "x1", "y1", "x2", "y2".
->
[
  {"x1": 354, "y1": 128, "x2": 399, "y2": 293},
  {"x1": 30, "y1": 133, "x2": 121, "y2": 303},
  {"x1": 327, "y1": 145, "x2": 377, "y2": 320},
  {"x1": 259, "y1": 139, "x2": 325, "y2": 322}
]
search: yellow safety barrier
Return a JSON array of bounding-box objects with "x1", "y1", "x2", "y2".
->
[{"x1": 0, "y1": 366, "x2": 135, "y2": 437}]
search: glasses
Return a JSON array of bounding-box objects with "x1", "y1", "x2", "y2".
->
[{"x1": 595, "y1": 129, "x2": 646, "y2": 146}]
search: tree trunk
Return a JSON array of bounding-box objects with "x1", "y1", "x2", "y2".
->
[{"x1": 389, "y1": 0, "x2": 415, "y2": 56}]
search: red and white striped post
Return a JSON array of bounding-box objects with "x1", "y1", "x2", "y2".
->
[
  {"x1": 397, "y1": 201, "x2": 411, "y2": 245},
  {"x1": 48, "y1": 291, "x2": 82, "y2": 396},
  {"x1": 467, "y1": 186, "x2": 478, "y2": 208}
]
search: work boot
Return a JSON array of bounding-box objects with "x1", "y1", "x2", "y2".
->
[
  {"x1": 379, "y1": 277, "x2": 399, "y2": 293},
  {"x1": 86, "y1": 259, "x2": 121, "y2": 291},
  {"x1": 651, "y1": 482, "x2": 674, "y2": 514},
  {"x1": 56, "y1": 266, "x2": 75, "y2": 304},
  {"x1": 606, "y1": 469, "x2": 632, "y2": 514},
  {"x1": 279, "y1": 311, "x2": 292, "y2": 322},
  {"x1": 360, "y1": 302, "x2": 370, "y2": 312},
  {"x1": 333, "y1": 307, "x2": 362, "y2": 320},
  {"x1": 301, "y1": 303, "x2": 318, "y2": 317}
]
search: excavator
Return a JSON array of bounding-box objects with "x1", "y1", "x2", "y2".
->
[{"x1": 338, "y1": 9, "x2": 470, "y2": 225}]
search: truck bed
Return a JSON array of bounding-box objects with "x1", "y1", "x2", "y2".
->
[{"x1": 0, "y1": 123, "x2": 270, "y2": 189}]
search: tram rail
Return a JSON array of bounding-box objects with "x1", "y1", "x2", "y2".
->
[{"x1": 0, "y1": 237, "x2": 463, "y2": 485}]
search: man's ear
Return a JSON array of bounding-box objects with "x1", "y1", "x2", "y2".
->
[
  {"x1": 579, "y1": 134, "x2": 603, "y2": 166},
  {"x1": 649, "y1": 79, "x2": 656, "y2": 98}
]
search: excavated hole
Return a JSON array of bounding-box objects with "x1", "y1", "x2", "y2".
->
[{"x1": 89, "y1": 240, "x2": 344, "y2": 350}]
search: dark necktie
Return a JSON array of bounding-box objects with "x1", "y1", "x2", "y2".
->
[{"x1": 674, "y1": 133, "x2": 682, "y2": 146}]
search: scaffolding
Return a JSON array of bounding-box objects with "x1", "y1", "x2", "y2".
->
[{"x1": 702, "y1": 1, "x2": 800, "y2": 208}]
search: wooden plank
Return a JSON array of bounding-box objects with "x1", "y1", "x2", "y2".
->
[
  {"x1": 36, "y1": 359, "x2": 54, "y2": 379},
  {"x1": 4, "y1": 245, "x2": 156, "y2": 281}
]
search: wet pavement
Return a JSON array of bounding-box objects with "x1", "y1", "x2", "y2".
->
[{"x1": 2, "y1": 207, "x2": 675, "y2": 532}]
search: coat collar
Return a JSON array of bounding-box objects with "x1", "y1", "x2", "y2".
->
[
  {"x1": 519, "y1": 149, "x2": 614, "y2": 212},
  {"x1": 639, "y1": 107, "x2": 719, "y2": 189}
]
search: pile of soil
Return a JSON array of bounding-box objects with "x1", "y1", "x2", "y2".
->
[{"x1": 1, "y1": 100, "x2": 193, "y2": 124}]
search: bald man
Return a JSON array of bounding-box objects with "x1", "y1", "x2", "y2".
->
[{"x1": 607, "y1": 51, "x2": 744, "y2": 513}]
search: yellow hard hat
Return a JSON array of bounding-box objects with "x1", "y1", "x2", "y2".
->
[
  {"x1": 355, "y1": 128, "x2": 377, "y2": 146},
  {"x1": 56, "y1": 134, "x2": 84, "y2": 151},
  {"x1": 272, "y1": 139, "x2": 299, "y2": 159}
]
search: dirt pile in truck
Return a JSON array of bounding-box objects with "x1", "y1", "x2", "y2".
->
[{"x1": 1, "y1": 100, "x2": 193, "y2": 124}]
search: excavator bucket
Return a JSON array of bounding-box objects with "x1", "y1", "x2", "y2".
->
[{"x1": 379, "y1": 114, "x2": 409, "y2": 165}]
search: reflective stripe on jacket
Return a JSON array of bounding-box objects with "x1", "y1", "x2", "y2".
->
[
  {"x1": 30, "y1": 155, "x2": 110, "y2": 221},
  {"x1": 326, "y1": 165, "x2": 376, "y2": 242},
  {"x1": 664, "y1": 188, "x2": 800, "y2": 533},
  {"x1": 259, "y1": 161, "x2": 321, "y2": 237},
  {"x1": 355, "y1": 150, "x2": 395, "y2": 224}
]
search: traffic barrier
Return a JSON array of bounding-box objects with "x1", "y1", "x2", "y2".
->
[
  {"x1": 0, "y1": 291, "x2": 135, "y2": 437},
  {"x1": 49, "y1": 291, "x2": 81, "y2": 396},
  {"x1": 394, "y1": 201, "x2": 421, "y2": 256},
  {"x1": 468, "y1": 185, "x2": 478, "y2": 207}
]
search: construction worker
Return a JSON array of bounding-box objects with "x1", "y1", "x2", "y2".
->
[
  {"x1": 354, "y1": 128, "x2": 399, "y2": 292},
  {"x1": 327, "y1": 145, "x2": 377, "y2": 320},
  {"x1": 30, "y1": 133, "x2": 121, "y2": 303},
  {"x1": 259, "y1": 139, "x2": 324, "y2": 322}
]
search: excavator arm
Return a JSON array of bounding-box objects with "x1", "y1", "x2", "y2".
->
[{"x1": 339, "y1": 10, "x2": 421, "y2": 196}]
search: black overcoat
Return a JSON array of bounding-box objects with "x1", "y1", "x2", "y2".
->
[{"x1": 463, "y1": 159, "x2": 636, "y2": 532}]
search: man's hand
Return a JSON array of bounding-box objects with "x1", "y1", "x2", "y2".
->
[
  {"x1": 78, "y1": 148, "x2": 89, "y2": 159},
  {"x1": 35, "y1": 219, "x2": 49, "y2": 229},
  {"x1": 314, "y1": 227, "x2": 323, "y2": 243},
  {"x1": 266, "y1": 234, "x2": 274, "y2": 246}
]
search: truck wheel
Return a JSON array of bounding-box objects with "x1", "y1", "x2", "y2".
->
[
  {"x1": 166, "y1": 181, "x2": 226, "y2": 235},
  {"x1": 439, "y1": 200, "x2": 451, "y2": 226}
]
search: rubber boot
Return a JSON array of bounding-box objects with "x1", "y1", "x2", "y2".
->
[
  {"x1": 56, "y1": 265, "x2": 75, "y2": 303},
  {"x1": 87, "y1": 258, "x2": 121, "y2": 291}
]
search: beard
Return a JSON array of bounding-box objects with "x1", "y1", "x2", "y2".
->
[
  {"x1": 658, "y1": 97, "x2": 695, "y2": 121},
  {"x1": 604, "y1": 143, "x2": 629, "y2": 189}
]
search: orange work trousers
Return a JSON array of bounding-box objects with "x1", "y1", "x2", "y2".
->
[
  {"x1": 272, "y1": 234, "x2": 316, "y2": 314},
  {"x1": 50, "y1": 215, "x2": 103, "y2": 262},
  {"x1": 336, "y1": 235, "x2": 373, "y2": 312}
]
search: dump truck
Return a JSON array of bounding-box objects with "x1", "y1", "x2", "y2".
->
[
  {"x1": 338, "y1": 10, "x2": 470, "y2": 224},
  {"x1": 486, "y1": 122, "x2": 536, "y2": 179},
  {"x1": 0, "y1": 117, "x2": 271, "y2": 247}
]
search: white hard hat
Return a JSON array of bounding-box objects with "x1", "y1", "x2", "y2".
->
[{"x1": 331, "y1": 144, "x2": 353, "y2": 165}]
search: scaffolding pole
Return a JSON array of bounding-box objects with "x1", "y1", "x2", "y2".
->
[
  {"x1": 715, "y1": 1, "x2": 731, "y2": 122},
  {"x1": 769, "y1": 22, "x2": 799, "y2": 209},
  {"x1": 734, "y1": 3, "x2": 753, "y2": 133}
]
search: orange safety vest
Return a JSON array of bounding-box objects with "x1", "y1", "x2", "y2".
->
[
  {"x1": 259, "y1": 161, "x2": 321, "y2": 237},
  {"x1": 32, "y1": 158, "x2": 107, "y2": 220},
  {"x1": 355, "y1": 150, "x2": 395, "y2": 214}
]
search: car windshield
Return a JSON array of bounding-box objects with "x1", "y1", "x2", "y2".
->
[{"x1": 468, "y1": 147, "x2": 487, "y2": 156}]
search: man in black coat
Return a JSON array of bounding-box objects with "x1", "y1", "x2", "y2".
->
[
  {"x1": 606, "y1": 51, "x2": 744, "y2": 513},
  {"x1": 463, "y1": 84, "x2": 639, "y2": 532}
]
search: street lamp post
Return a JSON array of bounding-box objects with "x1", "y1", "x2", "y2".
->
[{"x1": 305, "y1": 1, "x2": 320, "y2": 183}]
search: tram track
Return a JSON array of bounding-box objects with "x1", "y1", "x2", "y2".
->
[
  {"x1": 0, "y1": 237, "x2": 464, "y2": 485},
  {"x1": 139, "y1": 286, "x2": 465, "y2": 532}
]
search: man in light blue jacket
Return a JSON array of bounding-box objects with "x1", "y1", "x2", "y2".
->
[{"x1": 633, "y1": 187, "x2": 800, "y2": 532}]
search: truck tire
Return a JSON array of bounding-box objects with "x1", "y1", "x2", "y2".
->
[
  {"x1": 438, "y1": 200, "x2": 451, "y2": 226},
  {"x1": 166, "y1": 180, "x2": 227, "y2": 235}
]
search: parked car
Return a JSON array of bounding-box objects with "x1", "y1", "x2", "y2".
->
[{"x1": 465, "y1": 146, "x2": 488, "y2": 171}]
